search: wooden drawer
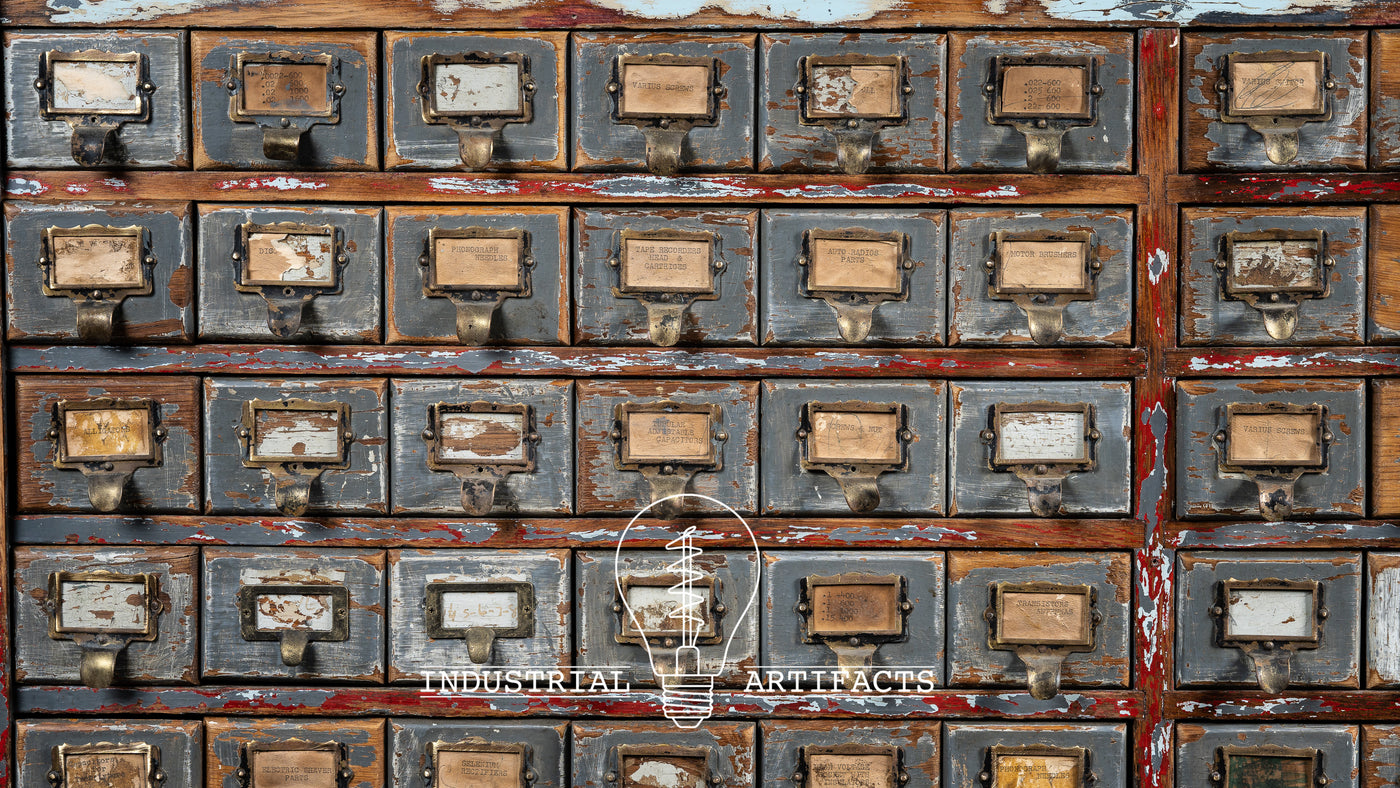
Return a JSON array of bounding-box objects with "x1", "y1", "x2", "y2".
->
[
  {"x1": 206, "y1": 717, "x2": 384, "y2": 788},
  {"x1": 17, "y1": 719, "x2": 203, "y2": 788},
  {"x1": 944, "y1": 724, "x2": 1129, "y2": 788},
  {"x1": 571, "y1": 722, "x2": 756, "y2": 788},
  {"x1": 761, "y1": 721, "x2": 941, "y2": 788},
  {"x1": 1176, "y1": 725, "x2": 1359, "y2": 788},
  {"x1": 391, "y1": 720, "x2": 568, "y2": 788},
  {"x1": 1366, "y1": 554, "x2": 1400, "y2": 688}
]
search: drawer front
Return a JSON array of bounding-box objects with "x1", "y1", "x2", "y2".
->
[
  {"x1": 1376, "y1": 383, "x2": 1400, "y2": 517},
  {"x1": 385, "y1": 31, "x2": 567, "y2": 171},
  {"x1": 1365, "y1": 726, "x2": 1400, "y2": 788},
  {"x1": 948, "y1": 32, "x2": 1134, "y2": 173},
  {"x1": 1183, "y1": 32, "x2": 1367, "y2": 172},
  {"x1": 16, "y1": 375, "x2": 201, "y2": 513},
  {"x1": 761, "y1": 209, "x2": 946, "y2": 346},
  {"x1": 1176, "y1": 725, "x2": 1359, "y2": 788},
  {"x1": 573, "y1": 208, "x2": 757, "y2": 346},
  {"x1": 949, "y1": 381, "x2": 1132, "y2": 517},
  {"x1": 1372, "y1": 32, "x2": 1400, "y2": 169},
  {"x1": 203, "y1": 377, "x2": 389, "y2": 515},
  {"x1": 761, "y1": 721, "x2": 940, "y2": 788},
  {"x1": 1180, "y1": 207, "x2": 1365, "y2": 346},
  {"x1": 572, "y1": 33, "x2": 756, "y2": 173},
  {"x1": 391, "y1": 720, "x2": 568, "y2": 788},
  {"x1": 948, "y1": 208, "x2": 1133, "y2": 347},
  {"x1": 1176, "y1": 551, "x2": 1361, "y2": 689},
  {"x1": 16, "y1": 719, "x2": 202, "y2": 788},
  {"x1": 575, "y1": 549, "x2": 758, "y2": 687},
  {"x1": 575, "y1": 380, "x2": 759, "y2": 516},
  {"x1": 1367, "y1": 554, "x2": 1400, "y2": 688},
  {"x1": 202, "y1": 548, "x2": 385, "y2": 681},
  {"x1": 385, "y1": 205, "x2": 568, "y2": 346},
  {"x1": 205, "y1": 717, "x2": 385, "y2": 788},
  {"x1": 761, "y1": 380, "x2": 947, "y2": 515},
  {"x1": 761, "y1": 550, "x2": 945, "y2": 685},
  {"x1": 388, "y1": 549, "x2": 570, "y2": 682},
  {"x1": 946, "y1": 552, "x2": 1131, "y2": 692},
  {"x1": 197, "y1": 204, "x2": 382, "y2": 343},
  {"x1": 1175, "y1": 378, "x2": 1365, "y2": 520},
  {"x1": 13, "y1": 546, "x2": 198, "y2": 685},
  {"x1": 1369, "y1": 205, "x2": 1400, "y2": 342},
  {"x1": 192, "y1": 31, "x2": 378, "y2": 170},
  {"x1": 390, "y1": 379, "x2": 573, "y2": 516},
  {"x1": 571, "y1": 722, "x2": 756, "y2": 788},
  {"x1": 944, "y1": 724, "x2": 1129, "y2": 788},
  {"x1": 5, "y1": 30, "x2": 189, "y2": 169},
  {"x1": 759, "y1": 33, "x2": 945, "y2": 174},
  {"x1": 6, "y1": 201, "x2": 195, "y2": 344}
]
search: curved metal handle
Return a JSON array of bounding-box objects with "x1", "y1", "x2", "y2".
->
[
  {"x1": 459, "y1": 477, "x2": 500, "y2": 516},
  {"x1": 641, "y1": 469, "x2": 693, "y2": 520},
  {"x1": 640, "y1": 126, "x2": 688, "y2": 176},
  {"x1": 456, "y1": 129, "x2": 496, "y2": 171},
  {"x1": 453, "y1": 300, "x2": 498, "y2": 346},
  {"x1": 75, "y1": 300, "x2": 118, "y2": 344},
  {"x1": 1259, "y1": 128, "x2": 1301, "y2": 166},
  {"x1": 79, "y1": 646, "x2": 121, "y2": 689},
  {"x1": 279, "y1": 629, "x2": 312, "y2": 666},
  {"x1": 71, "y1": 125, "x2": 115, "y2": 167},
  {"x1": 1023, "y1": 129, "x2": 1066, "y2": 174},
  {"x1": 1253, "y1": 477, "x2": 1298, "y2": 522},
  {"x1": 84, "y1": 470, "x2": 132, "y2": 513},
  {"x1": 1022, "y1": 475, "x2": 1066, "y2": 518},
  {"x1": 828, "y1": 642, "x2": 878, "y2": 690},
  {"x1": 1018, "y1": 647, "x2": 1069, "y2": 700},
  {"x1": 272, "y1": 473, "x2": 314, "y2": 516},
  {"x1": 835, "y1": 475, "x2": 882, "y2": 514},
  {"x1": 1022, "y1": 303, "x2": 1068, "y2": 346},
  {"x1": 825, "y1": 300, "x2": 879, "y2": 344},
  {"x1": 1243, "y1": 644, "x2": 1294, "y2": 693},
  {"x1": 834, "y1": 129, "x2": 877, "y2": 175},
  {"x1": 466, "y1": 627, "x2": 496, "y2": 665},
  {"x1": 1254, "y1": 301, "x2": 1302, "y2": 341},
  {"x1": 262, "y1": 126, "x2": 306, "y2": 161},
  {"x1": 643, "y1": 303, "x2": 689, "y2": 347},
  {"x1": 264, "y1": 297, "x2": 309, "y2": 339}
]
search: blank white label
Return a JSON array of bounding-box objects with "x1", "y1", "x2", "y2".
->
[
  {"x1": 59, "y1": 580, "x2": 148, "y2": 632},
  {"x1": 51, "y1": 60, "x2": 141, "y2": 113},
  {"x1": 997, "y1": 411, "x2": 1087, "y2": 463},
  {"x1": 1227, "y1": 589, "x2": 1314, "y2": 639},
  {"x1": 433, "y1": 63, "x2": 521, "y2": 114},
  {"x1": 440, "y1": 591, "x2": 519, "y2": 629}
]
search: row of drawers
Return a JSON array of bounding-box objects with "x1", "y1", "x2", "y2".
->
[
  {"x1": 17, "y1": 375, "x2": 1400, "y2": 521},
  {"x1": 13, "y1": 201, "x2": 1400, "y2": 347},
  {"x1": 8, "y1": 29, "x2": 1400, "y2": 174},
  {"x1": 15, "y1": 547, "x2": 1399, "y2": 692}
]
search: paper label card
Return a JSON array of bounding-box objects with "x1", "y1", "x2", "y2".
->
[
  {"x1": 58, "y1": 579, "x2": 149, "y2": 633},
  {"x1": 808, "y1": 410, "x2": 901, "y2": 464},
  {"x1": 623, "y1": 411, "x2": 712, "y2": 461},
  {"x1": 64, "y1": 752, "x2": 148, "y2": 788},
  {"x1": 810, "y1": 583, "x2": 902, "y2": 637},
  {"x1": 63, "y1": 407, "x2": 152, "y2": 461},
  {"x1": 240, "y1": 62, "x2": 331, "y2": 116},
  {"x1": 250, "y1": 748, "x2": 339, "y2": 788},
  {"x1": 621, "y1": 238, "x2": 714, "y2": 293},
  {"x1": 807, "y1": 63, "x2": 901, "y2": 118},
  {"x1": 432, "y1": 236, "x2": 523, "y2": 290},
  {"x1": 996, "y1": 410, "x2": 1088, "y2": 464},
  {"x1": 433, "y1": 63, "x2": 522, "y2": 115},
  {"x1": 997, "y1": 241, "x2": 1089, "y2": 292},
  {"x1": 244, "y1": 232, "x2": 336, "y2": 286},
  {"x1": 619, "y1": 63, "x2": 712, "y2": 117},
  {"x1": 252, "y1": 408, "x2": 344, "y2": 462},
  {"x1": 1226, "y1": 588, "x2": 1315, "y2": 639},
  {"x1": 1228, "y1": 59, "x2": 1324, "y2": 116},
  {"x1": 51, "y1": 59, "x2": 142, "y2": 114},
  {"x1": 994, "y1": 755, "x2": 1082, "y2": 788},
  {"x1": 998, "y1": 66, "x2": 1088, "y2": 118},
  {"x1": 1224, "y1": 754, "x2": 1312, "y2": 788},
  {"x1": 998, "y1": 590, "x2": 1090, "y2": 646},
  {"x1": 51, "y1": 233, "x2": 143, "y2": 289},
  {"x1": 1227, "y1": 413, "x2": 1322, "y2": 466},
  {"x1": 808, "y1": 238, "x2": 902, "y2": 293},
  {"x1": 439, "y1": 591, "x2": 521, "y2": 630},
  {"x1": 808, "y1": 754, "x2": 895, "y2": 788},
  {"x1": 253, "y1": 592, "x2": 335, "y2": 632}
]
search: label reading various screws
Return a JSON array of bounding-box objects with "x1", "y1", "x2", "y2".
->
[
  {"x1": 1228, "y1": 59, "x2": 1324, "y2": 115},
  {"x1": 619, "y1": 63, "x2": 712, "y2": 117},
  {"x1": 1226, "y1": 412, "x2": 1322, "y2": 465}
]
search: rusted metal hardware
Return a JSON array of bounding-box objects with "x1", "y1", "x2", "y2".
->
[
  {"x1": 798, "y1": 573, "x2": 911, "y2": 687},
  {"x1": 985, "y1": 54, "x2": 1099, "y2": 173},
  {"x1": 1210, "y1": 578, "x2": 1324, "y2": 693},
  {"x1": 982, "y1": 401, "x2": 1099, "y2": 517},
  {"x1": 48, "y1": 397, "x2": 167, "y2": 512},
  {"x1": 36, "y1": 49, "x2": 154, "y2": 166},
  {"x1": 984, "y1": 581, "x2": 1100, "y2": 699},
  {"x1": 1214, "y1": 401, "x2": 1330, "y2": 522},
  {"x1": 419, "y1": 52, "x2": 535, "y2": 170},
  {"x1": 420, "y1": 227, "x2": 534, "y2": 345},
  {"x1": 799, "y1": 228, "x2": 913, "y2": 344},
  {"x1": 1217, "y1": 50, "x2": 1333, "y2": 166},
  {"x1": 237, "y1": 398, "x2": 354, "y2": 516},
  {"x1": 226, "y1": 51, "x2": 342, "y2": 161},
  {"x1": 423, "y1": 401, "x2": 539, "y2": 515},
  {"x1": 1218, "y1": 229, "x2": 1332, "y2": 341},
  {"x1": 612, "y1": 401, "x2": 725, "y2": 519},
  {"x1": 236, "y1": 582, "x2": 350, "y2": 667},
  {"x1": 797, "y1": 401, "x2": 912, "y2": 513},
  {"x1": 797, "y1": 54, "x2": 911, "y2": 175},
  {"x1": 608, "y1": 54, "x2": 722, "y2": 176},
  {"x1": 46, "y1": 570, "x2": 163, "y2": 689}
]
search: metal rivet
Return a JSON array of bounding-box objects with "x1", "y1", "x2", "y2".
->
[
  {"x1": 34, "y1": 79, "x2": 46, "y2": 90},
  {"x1": 797, "y1": 428, "x2": 808, "y2": 438},
  {"x1": 715, "y1": 431, "x2": 728, "y2": 441},
  {"x1": 280, "y1": 118, "x2": 291, "y2": 128},
  {"x1": 980, "y1": 429, "x2": 995, "y2": 442},
  {"x1": 613, "y1": 603, "x2": 623, "y2": 613},
  {"x1": 227, "y1": 80, "x2": 238, "y2": 91},
  {"x1": 1214, "y1": 431, "x2": 1226, "y2": 443},
  {"x1": 795, "y1": 85, "x2": 806, "y2": 94},
  {"x1": 606, "y1": 83, "x2": 619, "y2": 93},
  {"x1": 1035, "y1": 119, "x2": 1048, "y2": 128},
  {"x1": 525, "y1": 82, "x2": 536, "y2": 92},
  {"x1": 334, "y1": 84, "x2": 346, "y2": 95},
  {"x1": 142, "y1": 82, "x2": 155, "y2": 92},
  {"x1": 1034, "y1": 464, "x2": 1048, "y2": 474},
  {"x1": 605, "y1": 772, "x2": 618, "y2": 783},
  {"x1": 715, "y1": 604, "x2": 726, "y2": 614},
  {"x1": 797, "y1": 602, "x2": 809, "y2": 613}
]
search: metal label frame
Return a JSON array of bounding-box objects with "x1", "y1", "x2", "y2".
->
[
  {"x1": 989, "y1": 55, "x2": 1096, "y2": 122},
  {"x1": 50, "y1": 742, "x2": 162, "y2": 788},
  {"x1": 40, "y1": 224, "x2": 154, "y2": 297},
  {"x1": 613, "y1": 401, "x2": 724, "y2": 473},
  {"x1": 1214, "y1": 578, "x2": 1323, "y2": 649},
  {"x1": 801, "y1": 228, "x2": 912, "y2": 299},
  {"x1": 425, "y1": 580, "x2": 536, "y2": 640},
  {"x1": 228, "y1": 51, "x2": 341, "y2": 125},
  {"x1": 239, "y1": 740, "x2": 349, "y2": 788},
  {"x1": 423, "y1": 227, "x2": 533, "y2": 297},
  {"x1": 236, "y1": 582, "x2": 351, "y2": 643},
  {"x1": 37, "y1": 49, "x2": 153, "y2": 122},
  {"x1": 799, "y1": 572, "x2": 911, "y2": 644},
  {"x1": 615, "y1": 572, "x2": 723, "y2": 645},
  {"x1": 419, "y1": 51, "x2": 534, "y2": 126},
  {"x1": 1222, "y1": 229, "x2": 1331, "y2": 298},
  {"x1": 51, "y1": 397, "x2": 165, "y2": 468},
  {"x1": 1214, "y1": 745, "x2": 1322, "y2": 788},
  {"x1": 614, "y1": 228, "x2": 720, "y2": 297},
  {"x1": 609, "y1": 54, "x2": 721, "y2": 124},
  {"x1": 426, "y1": 739, "x2": 534, "y2": 788},
  {"x1": 987, "y1": 581, "x2": 1099, "y2": 651},
  {"x1": 799, "y1": 400, "x2": 911, "y2": 470},
  {"x1": 425, "y1": 401, "x2": 537, "y2": 473},
  {"x1": 239, "y1": 398, "x2": 353, "y2": 470},
  {"x1": 987, "y1": 401, "x2": 1099, "y2": 472},
  {"x1": 989, "y1": 230, "x2": 1098, "y2": 298},
  {"x1": 613, "y1": 744, "x2": 711, "y2": 788},
  {"x1": 1217, "y1": 402, "x2": 1329, "y2": 474},
  {"x1": 235, "y1": 221, "x2": 346, "y2": 294},
  {"x1": 796, "y1": 743, "x2": 905, "y2": 788},
  {"x1": 1219, "y1": 50, "x2": 1331, "y2": 122},
  {"x1": 798, "y1": 54, "x2": 910, "y2": 123},
  {"x1": 983, "y1": 745, "x2": 1090, "y2": 788},
  {"x1": 47, "y1": 569, "x2": 161, "y2": 640}
]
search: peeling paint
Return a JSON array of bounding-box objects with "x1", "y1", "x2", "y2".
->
[
  {"x1": 215, "y1": 175, "x2": 329, "y2": 192},
  {"x1": 7, "y1": 177, "x2": 48, "y2": 197}
]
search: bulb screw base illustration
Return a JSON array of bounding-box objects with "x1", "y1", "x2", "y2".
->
[{"x1": 660, "y1": 671, "x2": 715, "y2": 729}]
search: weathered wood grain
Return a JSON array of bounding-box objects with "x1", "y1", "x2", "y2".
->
[
  {"x1": 1370, "y1": 205, "x2": 1400, "y2": 341},
  {"x1": 1373, "y1": 32, "x2": 1400, "y2": 170},
  {"x1": 16, "y1": 719, "x2": 203, "y2": 788},
  {"x1": 1366, "y1": 554, "x2": 1400, "y2": 688},
  {"x1": 761, "y1": 720, "x2": 941, "y2": 788},
  {"x1": 205, "y1": 717, "x2": 384, "y2": 788},
  {"x1": 571, "y1": 721, "x2": 755, "y2": 788},
  {"x1": 945, "y1": 724, "x2": 1129, "y2": 788},
  {"x1": 1170, "y1": 173, "x2": 1400, "y2": 203},
  {"x1": 1373, "y1": 381, "x2": 1400, "y2": 517},
  {"x1": 1168, "y1": 519, "x2": 1400, "y2": 549},
  {"x1": 1175, "y1": 724, "x2": 1359, "y2": 788},
  {"x1": 1167, "y1": 347, "x2": 1400, "y2": 376},
  {"x1": 1363, "y1": 725, "x2": 1400, "y2": 788}
]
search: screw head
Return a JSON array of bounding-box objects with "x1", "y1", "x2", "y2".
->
[
  {"x1": 1325, "y1": 80, "x2": 1335, "y2": 90},
  {"x1": 280, "y1": 117, "x2": 291, "y2": 128},
  {"x1": 142, "y1": 82, "x2": 156, "y2": 92},
  {"x1": 1214, "y1": 431, "x2": 1227, "y2": 443},
  {"x1": 714, "y1": 604, "x2": 726, "y2": 614},
  {"x1": 980, "y1": 429, "x2": 995, "y2": 442},
  {"x1": 846, "y1": 118, "x2": 860, "y2": 128},
  {"x1": 797, "y1": 602, "x2": 810, "y2": 613},
  {"x1": 1035, "y1": 118, "x2": 1048, "y2": 128},
  {"x1": 525, "y1": 82, "x2": 536, "y2": 92},
  {"x1": 1034, "y1": 464, "x2": 1048, "y2": 474},
  {"x1": 423, "y1": 769, "x2": 434, "y2": 780},
  {"x1": 607, "y1": 83, "x2": 619, "y2": 93},
  {"x1": 797, "y1": 428, "x2": 808, "y2": 439},
  {"x1": 903, "y1": 85, "x2": 913, "y2": 94},
  {"x1": 1210, "y1": 605, "x2": 1223, "y2": 616},
  {"x1": 612, "y1": 603, "x2": 622, "y2": 613},
  {"x1": 228, "y1": 80, "x2": 238, "y2": 90},
  {"x1": 715, "y1": 431, "x2": 728, "y2": 441},
  {"x1": 605, "y1": 772, "x2": 618, "y2": 783},
  {"x1": 34, "y1": 79, "x2": 46, "y2": 89},
  {"x1": 334, "y1": 84, "x2": 346, "y2": 95},
  {"x1": 793, "y1": 772, "x2": 805, "y2": 783}
]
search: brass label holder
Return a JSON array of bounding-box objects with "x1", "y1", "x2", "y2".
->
[
  {"x1": 798, "y1": 401, "x2": 912, "y2": 513},
  {"x1": 420, "y1": 227, "x2": 533, "y2": 345},
  {"x1": 981, "y1": 745, "x2": 1092, "y2": 788},
  {"x1": 236, "y1": 582, "x2": 350, "y2": 667},
  {"x1": 608, "y1": 54, "x2": 723, "y2": 176},
  {"x1": 1214, "y1": 401, "x2": 1330, "y2": 522},
  {"x1": 226, "y1": 51, "x2": 343, "y2": 162},
  {"x1": 46, "y1": 570, "x2": 162, "y2": 689},
  {"x1": 798, "y1": 573, "x2": 911, "y2": 686},
  {"x1": 796, "y1": 54, "x2": 911, "y2": 175},
  {"x1": 425, "y1": 739, "x2": 535, "y2": 788},
  {"x1": 986, "y1": 230, "x2": 1098, "y2": 346},
  {"x1": 425, "y1": 581, "x2": 536, "y2": 665},
  {"x1": 39, "y1": 224, "x2": 156, "y2": 343},
  {"x1": 1211, "y1": 578, "x2": 1324, "y2": 693},
  {"x1": 237, "y1": 398, "x2": 354, "y2": 516},
  {"x1": 423, "y1": 401, "x2": 539, "y2": 515},
  {"x1": 615, "y1": 573, "x2": 723, "y2": 646},
  {"x1": 49, "y1": 397, "x2": 166, "y2": 512},
  {"x1": 36, "y1": 49, "x2": 154, "y2": 166},
  {"x1": 237, "y1": 740, "x2": 351, "y2": 788},
  {"x1": 234, "y1": 221, "x2": 347, "y2": 339},
  {"x1": 48, "y1": 741, "x2": 164, "y2": 788},
  {"x1": 609, "y1": 745, "x2": 714, "y2": 788},
  {"x1": 982, "y1": 401, "x2": 1099, "y2": 517},
  {"x1": 985, "y1": 54, "x2": 1099, "y2": 173},
  {"x1": 609, "y1": 229, "x2": 723, "y2": 347},
  {"x1": 984, "y1": 582, "x2": 1100, "y2": 699},
  {"x1": 795, "y1": 744, "x2": 906, "y2": 788},
  {"x1": 612, "y1": 401, "x2": 726, "y2": 519},
  {"x1": 799, "y1": 228, "x2": 913, "y2": 344},
  {"x1": 1219, "y1": 229, "x2": 1332, "y2": 341},
  {"x1": 418, "y1": 52, "x2": 535, "y2": 170},
  {"x1": 1212, "y1": 745, "x2": 1322, "y2": 788},
  {"x1": 1217, "y1": 50, "x2": 1333, "y2": 166}
]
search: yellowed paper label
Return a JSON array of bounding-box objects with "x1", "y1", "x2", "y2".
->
[
  {"x1": 440, "y1": 591, "x2": 521, "y2": 629},
  {"x1": 245, "y1": 231, "x2": 335, "y2": 286},
  {"x1": 64, "y1": 752, "x2": 148, "y2": 788},
  {"x1": 1224, "y1": 754, "x2": 1313, "y2": 788},
  {"x1": 58, "y1": 579, "x2": 149, "y2": 633},
  {"x1": 998, "y1": 591, "x2": 1090, "y2": 645},
  {"x1": 808, "y1": 754, "x2": 896, "y2": 788},
  {"x1": 254, "y1": 593, "x2": 335, "y2": 632},
  {"x1": 621, "y1": 755, "x2": 707, "y2": 788},
  {"x1": 999, "y1": 66, "x2": 1088, "y2": 117},
  {"x1": 433, "y1": 236, "x2": 522, "y2": 289},
  {"x1": 240, "y1": 62, "x2": 331, "y2": 115},
  {"x1": 437, "y1": 750, "x2": 525, "y2": 788},
  {"x1": 1230, "y1": 240, "x2": 1321, "y2": 291},
  {"x1": 808, "y1": 410, "x2": 900, "y2": 464},
  {"x1": 619, "y1": 63, "x2": 711, "y2": 117},
  {"x1": 51, "y1": 233, "x2": 142, "y2": 289},
  {"x1": 253, "y1": 409, "x2": 343, "y2": 461},
  {"x1": 624, "y1": 411, "x2": 712, "y2": 461},
  {"x1": 622, "y1": 238, "x2": 713, "y2": 292},
  {"x1": 994, "y1": 755, "x2": 1082, "y2": 788},
  {"x1": 998, "y1": 241, "x2": 1088, "y2": 291},
  {"x1": 251, "y1": 748, "x2": 339, "y2": 788},
  {"x1": 807, "y1": 64, "x2": 901, "y2": 118},
  {"x1": 51, "y1": 60, "x2": 142, "y2": 114},
  {"x1": 64, "y1": 408, "x2": 151, "y2": 460},
  {"x1": 438, "y1": 412, "x2": 526, "y2": 462},
  {"x1": 1229, "y1": 59, "x2": 1324, "y2": 115},
  {"x1": 810, "y1": 583, "x2": 902, "y2": 636},
  {"x1": 1227, "y1": 412, "x2": 1321, "y2": 466},
  {"x1": 809, "y1": 238, "x2": 902, "y2": 293}
]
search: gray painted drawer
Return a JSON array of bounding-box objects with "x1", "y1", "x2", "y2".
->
[
  {"x1": 1176, "y1": 725, "x2": 1359, "y2": 788},
  {"x1": 571, "y1": 722, "x2": 756, "y2": 788},
  {"x1": 16, "y1": 719, "x2": 202, "y2": 788},
  {"x1": 206, "y1": 717, "x2": 384, "y2": 788},
  {"x1": 761, "y1": 721, "x2": 941, "y2": 788},
  {"x1": 392, "y1": 720, "x2": 568, "y2": 788},
  {"x1": 944, "y1": 724, "x2": 1129, "y2": 788}
]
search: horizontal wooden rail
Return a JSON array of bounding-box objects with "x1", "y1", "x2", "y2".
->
[
  {"x1": 1167, "y1": 347, "x2": 1400, "y2": 377},
  {"x1": 1168, "y1": 519, "x2": 1400, "y2": 549},
  {"x1": 1167, "y1": 691, "x2": 1400, "y2": 720},
  {"x1": 1169, "y1": 173, "x2": 1400, "y2": 203}
]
